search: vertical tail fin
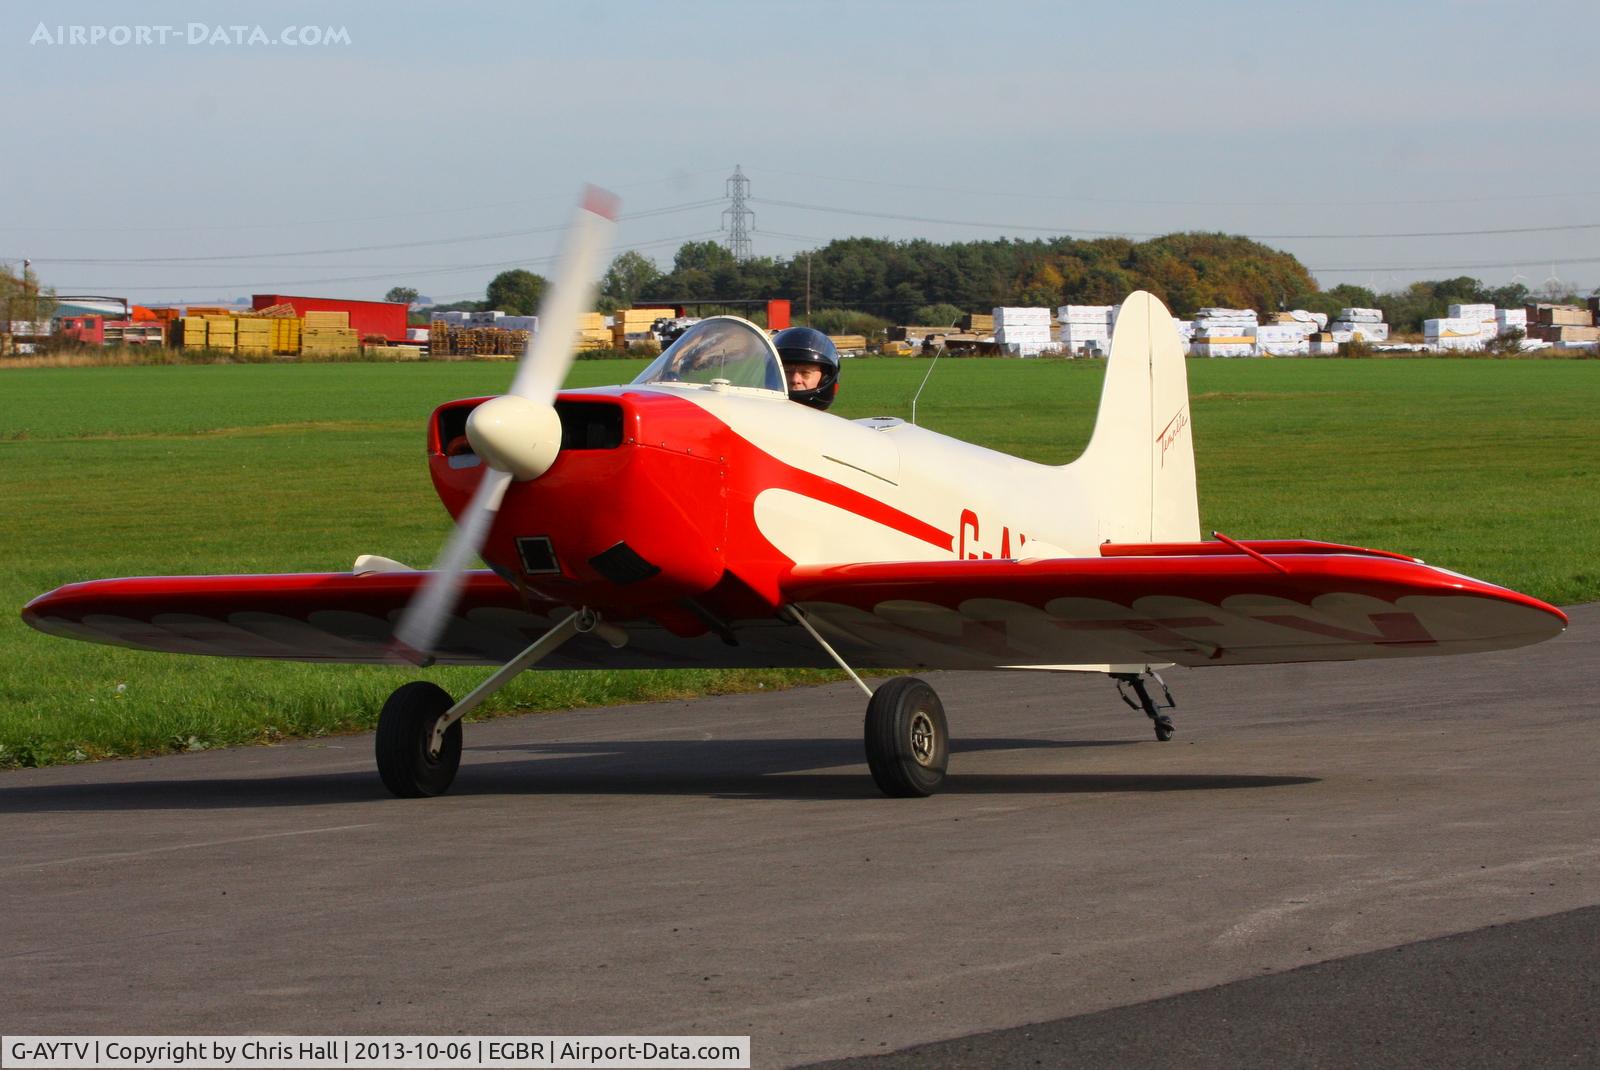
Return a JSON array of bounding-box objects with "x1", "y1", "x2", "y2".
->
[{"x1": 1066, "y1": 291, "x2": 1199, "y2": 545}]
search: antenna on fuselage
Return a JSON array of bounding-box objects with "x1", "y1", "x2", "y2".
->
[{"x1": 909, "y1": 342, "x2": 944, "y2": 426}]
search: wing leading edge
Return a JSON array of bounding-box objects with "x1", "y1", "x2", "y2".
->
[{"x1": 22, "y1": 540, "x2": 1565, "y2": 672}]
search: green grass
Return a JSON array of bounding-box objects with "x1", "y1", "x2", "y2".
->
[{"x1": 2, "y1": 357, "x2": 1597, "y2": 768}]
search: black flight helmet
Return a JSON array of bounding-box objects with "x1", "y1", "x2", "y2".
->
[{"x1": 772, "y1": 326, "x2": 840, "y2": 410}]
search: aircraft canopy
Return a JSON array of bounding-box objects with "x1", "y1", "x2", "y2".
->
[{"x1": 630, "y1": 317, "x2": 786, "y2": 394}]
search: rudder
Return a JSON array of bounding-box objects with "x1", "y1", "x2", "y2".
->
[{"x1": 1067, "y1": 291, "x2": 1199, "y2": 544}]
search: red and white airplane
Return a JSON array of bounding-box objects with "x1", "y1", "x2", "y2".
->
[{"x1": 22, "y1": 190, "x2": 1566, "y2": 798}]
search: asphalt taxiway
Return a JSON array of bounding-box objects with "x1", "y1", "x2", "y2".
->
[{"x1": 3, "y1": 605, "x2": 1595, "y2": 1067}]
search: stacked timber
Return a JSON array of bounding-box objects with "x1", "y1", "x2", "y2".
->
[
  {"x1": 234, "y1": 316, "x2": 272, "y2": 357},
  {"x1": 1056, "y1": 305, "x2": 1114, "y2": 355},
  {"x1": 301, "y1": 311, "x2": 358, "y2": 358},
  {"x1": 1424, "y1": 317, "x2": 1485, "y2": 352},
  {"x1": 180, "y1": 317, "x2": 209, "y2": 349},
  {"x1": 1190, "y1": 308, "x2": 1257, "y2": 357},
  {"x1": 1253, "y1": 323, "x2": 1311, "y2": 356},
  {"x1": 1524, "y1": 303, "x2": 1597, "y2": 344},
  {"x1": 576, "y1": 312, "x2": 611, "y2": 351},
  {"x1": 1496, "y1": 308, "x2": 1528, "y2": 336},
  {"x1": 1448, "y1": 303, "x2": 1498, "y2": 341},
  {"x1": 888, "y1": 326, "x2": 957, "y2": 344},
  {"x1": 1329, "y1": 308, "x2": 1389, "y2": 342},
  {"x1": 271, "y1": 317, "x2": 302, "y2": 355},
  {"x1": 992, "y1": 307, "x2": 1053, "y2": 357},
  {"x1": 428, "y1": 321, "x2": 530, "y2": 357},
  {"x1": 613, "y1": 307, "x2": 674, "y2": 349},
  {"x1": 204, "y1": 315, "x2": 236, "y2": 352}
]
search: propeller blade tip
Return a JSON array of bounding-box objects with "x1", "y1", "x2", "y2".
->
[
  {"x1": 386, "y1": 636, "x2": 435, "y2": 668},
  {"x1": 582, "y1": 184, "x2": 621, "y2": 222}
]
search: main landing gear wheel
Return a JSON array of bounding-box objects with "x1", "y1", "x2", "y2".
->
[
  {"x1": 864, "y1": 676, "x2": 949, "y2": 798},
  {"x1": 376, "y1": 681, "x2": 462, "y2": 798}
]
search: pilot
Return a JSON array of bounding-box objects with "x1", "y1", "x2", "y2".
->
[{"x1": 771, "y1": 326, "x2": 840, "y2": 411}]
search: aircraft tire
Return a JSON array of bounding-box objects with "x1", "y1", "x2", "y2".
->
[
  {"x1": 864, "y1": 676, "x2": 948, "y2": 797},
  {"x1": 376, "y1": 681, "x2": 462, "y2": 798}
]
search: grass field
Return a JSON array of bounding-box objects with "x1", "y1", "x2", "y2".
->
[{"x1": 2, "y1": 357, "x2": 1596, "y2": 768}]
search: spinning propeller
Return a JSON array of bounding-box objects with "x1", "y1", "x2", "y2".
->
[{"x1": 392, "y1": 186, "x2": 619, "y2": 662}]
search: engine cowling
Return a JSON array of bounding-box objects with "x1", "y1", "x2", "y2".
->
[{"x1": 427, "y1": 390, "x2": 730, "y2": 613}]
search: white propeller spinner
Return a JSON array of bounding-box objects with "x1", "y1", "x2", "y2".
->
[{"x1": 392, "y1": 186, "x2": 620, "y2": 662}]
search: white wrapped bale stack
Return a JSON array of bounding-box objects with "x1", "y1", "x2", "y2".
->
[
  {"x1": 1329, "y1": 319, "x2": 1390, "y2": 342},
  {"x1": 1449, "y1": 303, "x2": 1498, "y2": 339},
  {"x1": 1191, "y1": 340, "x2": 1254, "y2": 358},
  {"x1": 1054, "y1": 305, "x2": 1115, "y2": 355},
  {"x1": 1192, "y1": 311, "x2": 1257, "y2": 357},
  {"x1": 993, "y1": 306, "x2": 1053, "y2": 356},
  {"x1": 1254, "y1": 323, "x2": 1311, "y2": 356},
  {"x1": 1424, "y1": 316, "x2": 1484, "y2": 352}
]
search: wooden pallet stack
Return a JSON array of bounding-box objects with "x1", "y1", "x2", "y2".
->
[
  {"x1": 301, "y1": 310, "x2": 359, "y2": 358},
  {"x1": 1525, "y1": 303, "x2": 1599, "y2": 344},
  {"x1": 252, "y1": 303, "x2": 302, "y2": 355},
  {"x1": 577, "y1": 312, "x2": 612, "y2": 351},
  {"x1": 204, "y1": 315, "x2": 236, "y2": 352},
  {"x1": 828, "y1": 334, "x2": 867, "y2": 354},
  {"x1": 234, "y1": 316, "x2": 272, "y2": 357},
  {"x1": 180, "y1": 317, "x2": 209, "y2": 349},
  {"x1": 428, "y1": 321, "x2": 530, "y2": 357},
  {"x1": 612, "y1": 307, "x2": 673, "y2": 349},
  {"x1": 428, "y1": 320, "x2": 458, "y2": 355},
  {"x1": 270, "y1": 317, "x2": 301, "y2": 355}
]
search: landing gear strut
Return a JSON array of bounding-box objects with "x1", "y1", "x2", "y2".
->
[
  {"x1": 1113, "y1": 668, "x2": 1176, "y2": 741},
  {"x1": 786, "y1": 604, "x2": 951, "y2": 798},
  {"x1": 375, "y1": 607, "x2": 626, "y2": 797}
]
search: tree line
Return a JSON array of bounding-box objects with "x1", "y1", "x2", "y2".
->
[{"x1": 418, "y1": 234, "x2": 1593, "y2": 335}]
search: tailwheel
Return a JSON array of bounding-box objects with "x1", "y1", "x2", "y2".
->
[
  {"x1": 864, "y1": 676, "x2": 949, "y2": 798},
  {"x1": 1113, "y1": 669, "x2": 1177, "y2": 742},
  {"x1": 376, "y1": 680, "x2": 462, "y2": 798}
]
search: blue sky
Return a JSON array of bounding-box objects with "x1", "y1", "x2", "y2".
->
[{"x1": 4, "y1": 0, "x2": 1596, "y2": 304}]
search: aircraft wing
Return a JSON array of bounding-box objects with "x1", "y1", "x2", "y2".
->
[
  {"x1": 781, "y1": 540, "x2": 1567, "y2": 670},
  {"x1": 22, "y1": 540, "x2": 1566, "y2": 672},
  {"x1": 21, "y1": 571, "x2": 827, "y2": 670}
]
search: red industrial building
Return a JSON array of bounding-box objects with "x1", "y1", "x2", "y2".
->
[{"x1": 251, "y1": 294, "x2": 409, "y2": 343}]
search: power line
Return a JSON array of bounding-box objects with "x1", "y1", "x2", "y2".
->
[
  {"x1": 14, "y1": 199, "x2": 724, "y2": 265},
  {"x1": 753, "y1": 196, "x2": 1600, "y2": 241},
  {"x1": 1311, "y1": 255, "x2": 1600, "y2": 273},
  {"x1": 47, "y1": 230, "x2": 723, "y2": 297},
  {"x1": 754, "y1": 228, "x2": 833, "y2": 244},
  {"x1": 745, "y1": 164, "x2": 1600, "y2": 209},
  {"x1": 0, "y1": 166, "x2": 733, "y2": 233}
]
